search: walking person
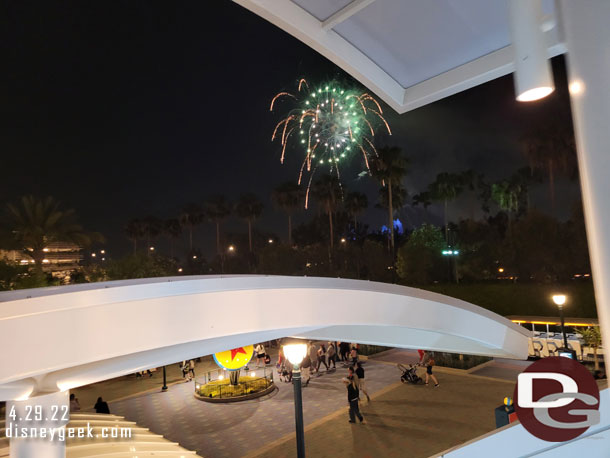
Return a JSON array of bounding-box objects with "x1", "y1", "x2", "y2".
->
[
  {"x1": 317, "y1": 344, "x2": 329, "y2": 372},
  {"x1": 255, "y1": 343, "x2": 266, "y2": 368},
  {"x1": 309, "y1": 342, "x2": 319, "y2": 373},
  {"x1": 188, "y1": 360, "x2": 196, "y2": 380},
  {"x1": 343, "y1": 374, "x2": 365, "y2": 424},
  {"x1": 355, "y1": 362, "x2": 371, "y2": 401},
  {"x1": 350, "y1": 346, "x2": 358, "y2": 365},
  {"x1": 327, "y1": 341, "x2": 337, "y2": 369},
  {"x1": 277, "y1": 347, "x2": 285, "y2": 371},
  {"x1": 424, "y1": 355, "x2": 439, "y2": 387},
  {"x1": 301, "y1": 353, "x2": 312, "y2": 386},
  {"x1": 181, "y1": 361, "x2": 190, "y2": 381},
  {"x1": 340, "y1": 342, "x2": 350, "y2": 362},
  {"x1": 94, "y1": 396, "x2": 110, "y2": 414}
]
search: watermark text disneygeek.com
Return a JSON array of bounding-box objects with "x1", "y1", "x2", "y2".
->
[{"x1": 4, "y1": 422, "x2": 132, "y2": 441}]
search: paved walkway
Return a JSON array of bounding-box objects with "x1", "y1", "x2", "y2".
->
[
  {"x1": 109, "y1": 361, "x2": 398, "y2": 458},
  {"x1": 74, "y1": 347, "x2": 532, "y2": 458},
  {"x1": 255, "y1": 371, "x2": 515, "y2": 458}
]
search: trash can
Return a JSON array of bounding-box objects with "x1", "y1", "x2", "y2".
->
[{"x1": 495, "y1": 404, "x2": 515, "y2": 428}]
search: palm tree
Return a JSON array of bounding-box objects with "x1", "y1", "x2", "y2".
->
[
  {"x1": 412, "y1": 191, "x2": 432, "y2": 221},
  {"x1": 180, "y1": 203, "x2": 204, "y2": 251},
  {"x1": 6, "y1": 195, "x2": 103, "y2": 271},
  {"x1": 163, "y1": 218, "x2": 182, "y2": 258},
  {"x1": 235, "y1": 193, "x2": 264, "y2": 252},
  {"x1": 476, "y1": 175, "x2": 492, "y2": 215},
  {"x1": 370, "y1": 146, "x2": 409, "y2": 252},
  {"x1": 580, "y1": 327, "x2": 602, "y2": 371},
  {"x1": 412, "y1": 191, "x2": 431, "y2": 209},
  {"x1": 378, "y1": 184, "x2": 407, "y2": 214},
  {"x1": 312, "y1": 174, "x2": 342, "y2": 250},
  {"x1": 428, "y1": 172, "x2": 464, "y2": 242},
  {"x1": 520, "y1": 121, "x2": 577, "y2": 209},
  {"x1": 492, "y1": 180, "x2": 522, "y2": 220},
  {"x1": 125, "y1": 219, "x2": 146, "y2": 255},
  {"x1": 344, "y1": 192, "x2": 368, "y2": 229},
  {"x1": 271, "y1": 182, "x2": 304, "y2": 246},
  {"x1": 141, "y1": 216, "x2": 162, "y2": 254},
  {"x1": 204, "y1": 195, "x2": 231, "y2": 255}
]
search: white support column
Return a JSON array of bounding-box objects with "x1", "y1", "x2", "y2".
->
[
  {"x1": 560, "y1": 1, "x2": 610, "y2": 353},
  {"x1": 6, "y1": 390, "x2": 69, "y2": 458}
]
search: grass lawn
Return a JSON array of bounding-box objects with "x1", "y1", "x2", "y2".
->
[{"x1": 420, "y1": 281, "x2": 597, "y2": 318}]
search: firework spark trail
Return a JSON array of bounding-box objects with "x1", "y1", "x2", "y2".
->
[
  {"x1": 271, "y1": 79, "x2": 391, "y2": 206},
  {"x1": 304, "y1": 170, "x2": 317, "y2": 210},
  {"x1": 359, "y1": 145, "x2": 371, "y2": 172},
  {"x1": 362, "y1": 118, "x2": 375, "y2": 136},
  {"x1": 369, "y1": 108, "x2": 392, "y2": 134},
  {"x1": 270, "y1": 92, "x2": 296, "y2": 111},
  {"x1": 360, "y1": 94, "x2": 383, "y2": 114},
  {"x1": 280, "y1": 127, "x2": 294, "y2": 163},
  {"x1": 281, "y1": 117, "x2": 294, "y2": 145}
]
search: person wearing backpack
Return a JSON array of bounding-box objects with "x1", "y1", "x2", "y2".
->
[{"x1": 343, "y1": 374, "x2": 365, "y2": 424}]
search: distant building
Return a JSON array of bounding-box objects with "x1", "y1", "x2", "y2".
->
[{"x1": 0, "y1": 242, "x2": 83, "y2": 278}]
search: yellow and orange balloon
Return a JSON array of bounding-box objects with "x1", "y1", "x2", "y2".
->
[{"x1": 213, "y1": 345, "x2": 254, "y2": 371}]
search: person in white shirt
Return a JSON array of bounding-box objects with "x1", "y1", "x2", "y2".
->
[{"x1": 255, "y1": 344, "x2": 266, "y2": 368}]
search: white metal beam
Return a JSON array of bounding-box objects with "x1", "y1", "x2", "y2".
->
[
  {"x1": 234, "y1": 0, "x2": 406, "y2": 113},
  {"x1": 0, "y1": 276, "x2": 529, "y2": 399},
  {"x1": 321, "y1": 0, "x2": 378, "y2": 32}
]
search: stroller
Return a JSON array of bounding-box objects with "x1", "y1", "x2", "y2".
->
[{"x1": 398, "y1": 363, "x2": 422, "y2": 385}]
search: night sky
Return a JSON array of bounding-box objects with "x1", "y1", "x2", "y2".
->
[{"x1": 0, "y1": 1, "x2": 581, "y2": 257}]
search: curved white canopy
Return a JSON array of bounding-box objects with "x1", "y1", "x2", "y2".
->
[
  {"x1": 234, "y1": 0, "x2": 565, "y2": 113},
  {"x1": 0, "y1": 275, "x2": 528, "y2": 400}
]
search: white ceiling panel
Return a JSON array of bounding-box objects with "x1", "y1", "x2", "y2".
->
[
  {"x1": 234, "y1": 0, "x2": 565, "y2": 113},
  {"x1": 334, "y1": 0, "x2": 511, "y2": 88}
]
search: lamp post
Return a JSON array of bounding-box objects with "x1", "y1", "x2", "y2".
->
[
  {"x1": 283, "y1": 342, "x2": 307, "y2": 458},
  {"x1": 553, "y1": 294, "x2": 569, "y2": 349},
  {"x1": 441, "y1": 249, "x2": 460, "y2": 284},
  {"x1": 162, "y1": 366, "x2": 168, "y2": 392}
]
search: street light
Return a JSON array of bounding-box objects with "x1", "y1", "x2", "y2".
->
[
  {"x1": 149, "y1": 246, "x2": 155, "y2": 252},
  {"x1": 441, "y1": 249, "x2": 459, "y2": 284},
  {"x1": 228, "y1": 245, "x2": 235, "y2": 252},
  {"x1": 340, "y1": 237, "x2": 346, "y2": 244},
  {"x1": 552, "y1": 294, "x2": 569, "y2": 349},
  {"x1": 162, "y1": 366, "x2": 168, "y2": 392},
  {"x1": 283, "y1": 342, "x2": 307, "y2": 458},
  {"x1": 268, "y1": 238, "x2": 274, "y2": 244}
]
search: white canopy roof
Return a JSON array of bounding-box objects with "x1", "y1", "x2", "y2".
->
[{"x1": 234, "y1": 0, "x2": 566, "y2": 113}]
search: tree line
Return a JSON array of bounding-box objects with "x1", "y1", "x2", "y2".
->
[{"x1": 0, "y1": 120, "x2": 585, "y2": 290}]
